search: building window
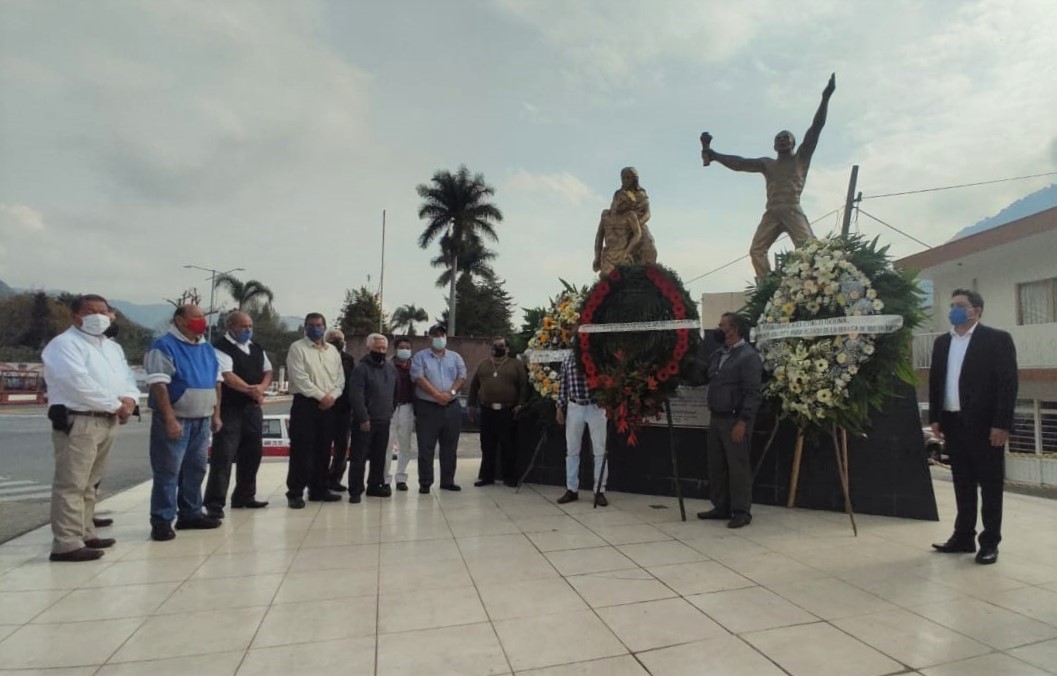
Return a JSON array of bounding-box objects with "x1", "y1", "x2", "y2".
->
[{"x1": 1016, "y1": 278, "x2": 1057, "y2": 325}]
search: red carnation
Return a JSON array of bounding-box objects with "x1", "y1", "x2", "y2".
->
[{"x1": 666, "y1": 361, "x2": 680, "y2": 375}]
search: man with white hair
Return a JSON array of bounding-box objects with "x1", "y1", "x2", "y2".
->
[{"x1": 346, "y1": 333, "x2": 397, "y2": 502}]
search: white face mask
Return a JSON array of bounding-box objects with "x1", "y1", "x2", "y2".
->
[
  {"x1": 432, "y1": 337, "x2": 447, "y2": 350},
  {"x1": 79, "y1": 313, "x2": 111, "y2": 336}
]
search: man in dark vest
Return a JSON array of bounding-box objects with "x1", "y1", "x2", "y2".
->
[
  {"x1": 204, "y1": 311, "x2": 273, "y2": 519},
  {"x1": 325, "y1": 329, "x2": 355, "y2": 492}
]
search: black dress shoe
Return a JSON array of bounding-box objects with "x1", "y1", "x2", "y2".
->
[
  {"x1": 932, "y1": 538, "x2": 976, "y2": 553},
  {"x1": 92, "y1": 517, "x2": 114, "y2": 528},
  {"x1": 206, "y1": 507, "x2": 225, "y2": 520},
  {"x1": 697, "y1": 509, "x2": 730, "y2": 520},
  {"x1": 175, "y1": 516, "x2": 222, "y2": 530},
  {"x1": 84, "y1": 537, "x2": 116, "y2": 549},
  {"x1": 474, "y1": 479, "x2": 494, "y2": 487},
  {"x1": 365, "y1": 485, "x2": 391, "y2": 498},
  {"x1": 348, "y1": 494, "x2": 362, "y2": 504},
  {"x1": 328, "y1": 483, "x2": 348, "y2": 492},
  {"x1": 151, "y1": 523, "x2": 176, "y2": 541},
  {"x1": 287, "y1": 496, "x2": 306, "y2": 509},
  {"x1": 440, "y1": 483, "x2": 461, "y2": 491},
  {"x1": 418, "y1": 485, "x2": 431, "y2": 494},
  {"x1": 727, "y1": 513, "x2": 753, "y2": 529},
  {"x1": 396, "y1": 482, "x2": 408, "y2": 492},
  {"x1": 231, "y1": 500, "x2": 269, "y2": 509},
  {"x1": 556, "y1": 490, "x2": 579, "y2": 504},
  {"x1": 50, "y1": 547, "x2": 105, "y2": 562},
  {"x1": 308, "y1": 492, "x2": 342, "y2": 502},
  {"x1": 594, "y1": 493, "x2": 608, "y2": 507},
  {"x1": 503, "y1": 480, "x2": 518, "y2": 488},
  {"x1": 975, "y1": 547, "x2": 999, "y2": 565}
]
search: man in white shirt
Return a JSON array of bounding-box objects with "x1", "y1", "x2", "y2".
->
[
  {"x1": 203, "y1": 311, "x2": 273, "y2": 518},
  {"x1": 285, "y1": 312, "x2": 345, "y2": 508},
  {"x1": 42, "y1": 294, "x2": 139, "y2": 562}
]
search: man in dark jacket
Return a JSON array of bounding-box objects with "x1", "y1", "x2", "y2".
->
[
  {"x1": 325, "y1": 329, "x2": 355, "y2": 491},
  {"x1": 698, "y1": 312, "x2": 762, "y2": 529},
  {"x1": 929, "y1": 289, "x2": 1018, "y2": 565},
  {"x1": 347, "y1": 333, "x2": 397, "y2": 503}
]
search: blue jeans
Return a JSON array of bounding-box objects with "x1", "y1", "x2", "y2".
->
[{"x1": 150, "y1": 415, "x2": 210, "y2": 525}]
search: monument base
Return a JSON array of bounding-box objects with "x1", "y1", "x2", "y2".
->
[{"x1": 518, "y1": 383, "x2": 938, "y2": 521}]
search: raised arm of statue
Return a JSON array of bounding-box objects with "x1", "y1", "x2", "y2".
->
[
  {"x1": 708, "y1": 150, "x2": 767, "y2": 174},
  {"x1": 800, "y1": 73, "x2": 836, "y2": 160},
  {"x1": 592, "y1": 219, "x2": 605, "y2": 273}
]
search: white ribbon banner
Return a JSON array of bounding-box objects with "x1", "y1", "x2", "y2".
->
[
  {"x1": 753, "y1": 314, "x2": 904, "y2": 341},
  {"x1": 577, "y1": 319, "x2": 701, "y2": 333},
  {"x1": 524, "y1": 349, "x2": 572, "y2": 364}
]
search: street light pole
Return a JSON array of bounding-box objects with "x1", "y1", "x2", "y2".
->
[{"x1": 183, "y1": 264, "x2": 245, "y2": 342}]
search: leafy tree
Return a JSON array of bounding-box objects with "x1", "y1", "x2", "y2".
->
[
  {"x1": 214, "y1": 273, "x2": 275, "y2": 311},
  {"x1": 416, "y1": 165, "x2": 503, "y2": 336},
  {"x1": 511, "y1": 305, "x2": 547, "y2": 355},
  {"x1": 430, "y1": 232, "x2": 497, "y2": 288},
  {"x1": 440, "y1": 277, "x2": 515, "y2": 339},
  {"x1": 391, "y1": 304, "x2": 429, "y2": 336},
  {"x1": 247, "y1": 304, "x2": 301, "y2": 369},
  {"x1": 337, "y1": 286, "x2": 389, "y2": 337},
  {"x1": 18, "y1": 291, "x2": 56, "y2": 350}
]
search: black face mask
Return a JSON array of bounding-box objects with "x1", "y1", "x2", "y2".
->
[
  {"x1": 492, "y1": 346, "x2": 507, "y2": 357},
  {"x1": 328, "y1": 340, "x2": 345, "y2": 352},
  {"x1": 104, "y1": 323, "x2": 120, "y2": 339},
  {"x1": 369, "y1": 351, "x2": 387, "y2": 363}
]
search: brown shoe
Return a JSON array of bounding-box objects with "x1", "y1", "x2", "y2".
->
[
  {"x1": 50, "y1": 547, "x2": 105, "y2": 562},
  {"x1": 556, "y1": 490, "x2": 579, "y2": 504},
  {"x1": 84, "y1": 538, "x2": 116, "y2": 549}
]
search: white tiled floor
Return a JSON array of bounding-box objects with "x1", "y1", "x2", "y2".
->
[{"x1": 1, "y1": 459, "x2": 1057, "y2": 675}]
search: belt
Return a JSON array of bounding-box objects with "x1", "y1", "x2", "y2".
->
[
  {"x1": 569, "y1": 399, "x2": 592, "y2": 406},
  {"x1": 709, "y1": 410, "x2": 737, "y2": 419},
  {"x1": 482, "y1": 403, "x2": 515, "y2": 410},
  {"x1": 69, "y1": 410, "x2": 116, "y2": 419}
]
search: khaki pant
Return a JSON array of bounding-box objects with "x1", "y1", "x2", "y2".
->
[
  {"x1": 51, "y1": 415, "x2": 118, "y2": 553},
  {"x1": 749, "y1": 207, "x2": 814, "y2": 278}
]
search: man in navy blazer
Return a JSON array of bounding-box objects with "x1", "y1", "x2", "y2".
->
[{"x1": 928, "y1": 289, "x2": 1018, "y2": 565}]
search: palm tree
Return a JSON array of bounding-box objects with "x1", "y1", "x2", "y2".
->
[
  {"x1": 391, "y1": 303, "x2": 429, "y2": 336},
  {"x1": 416, "y1": 165, "x2": 503, "y2": 336},
  {"x1": 214, "y1": 273, "x2": 274, "y2": 311},
  {"x1": 430, "y1": 233, "x2": 497, "y2": 288}
]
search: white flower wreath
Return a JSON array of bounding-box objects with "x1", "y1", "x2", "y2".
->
[
  {"x1": 527, "y1": 288, "x2": 582, "y2": 400},
  {"x1": 758, "y1": 237, "x2": 884, "y2": 427}
]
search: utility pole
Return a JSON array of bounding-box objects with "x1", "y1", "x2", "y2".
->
[
  {"x1": 378, "y1": 210, "x2": 386, "y2": 333},
  {"x1": 841, "y1": 165, "x2": 861, "y2": 237},
  {"x1": 183, "y1": 264, "x2": 244, "y2": 342}
]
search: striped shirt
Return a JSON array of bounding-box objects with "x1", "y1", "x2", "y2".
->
[{"x1": 557, "y1": 352, "x2": 591, "y2": 408}]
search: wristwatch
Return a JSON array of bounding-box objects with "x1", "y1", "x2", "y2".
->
[{"x1": 449, "y1": 389, "x2": 457, "y2": 396}]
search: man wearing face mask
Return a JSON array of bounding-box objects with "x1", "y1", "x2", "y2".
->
[
  {"x1": 697, "y1": 312, "x2": 762, "y2": 529},
  {"x1": 388, "y1": 337, "x2": 416, "y2": 491},
  {"x1": 410, "y1": 324, "x2": 467, "y2": 493},
  {"x1": 203, "y1": 311, "x2": 272, "y2": 519},
  {"x1": 324, "y1": 329, "x2": 355, "y2": 492},
  {"x1": 144, "y1": 305, "x2": 224, "y2": 541},
  {"x1": 929, "y1": 289, "x2": 1018, "y2": 565},
  {"x1": 285, "y1": 312, "x2": 345, "y2": 508},
  {"x1": 346, "y1": 334, "x2": 397, "y2": 502},
  {"x1": 42, "y1": 294, "x2": 139, "y2": 561},
  {"x1": 469, "y1": 336, "x2": 528, "y2": 487}
]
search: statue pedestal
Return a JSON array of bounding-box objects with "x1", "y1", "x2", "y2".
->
[{"x1": 517, "y1": 382, "x2": 938, "y2": 521}]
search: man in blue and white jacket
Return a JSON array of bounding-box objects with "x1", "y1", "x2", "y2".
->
[{"x1": 144, "y1": 305, "x2": 223, "y2": 541}]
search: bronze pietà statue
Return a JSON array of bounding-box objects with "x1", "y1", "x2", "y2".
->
[{"x1": 593, "y1": 167, "x2": 658, "y2": 276}]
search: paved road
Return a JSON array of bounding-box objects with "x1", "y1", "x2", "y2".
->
[{"x1": 0, "y1": 402, "x2": 289, "y2": 544}]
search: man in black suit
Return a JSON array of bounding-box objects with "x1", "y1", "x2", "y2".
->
[{"x1": 929, "y1": 289, "x2": 1018, "y2": 565}]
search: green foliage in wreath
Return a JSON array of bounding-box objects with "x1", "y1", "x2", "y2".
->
[{"x1": 742, "y1": 234, "x2": 926, "y2": 435}]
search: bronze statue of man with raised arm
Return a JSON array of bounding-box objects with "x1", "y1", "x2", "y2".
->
[{"x1": 702, "y1": 73, "x2": 836, "y2": 280}]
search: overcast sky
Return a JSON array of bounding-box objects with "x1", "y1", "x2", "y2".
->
[{"x1": 2, "y1": 0, "x2": 1056, "y2": 329}]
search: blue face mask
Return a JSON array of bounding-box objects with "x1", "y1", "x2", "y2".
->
[
  {"x1": 432, "y1": 337, "x2": 447, "y2": 350},
  {"x1": 305, "y1": 326, "x2": 326, "y2": 341},
  {"x1": 948, "y1": 306, "x2": 969, "y2": 326},
  {"x1": 396, "y1": 348, "x2": 411, "y2": 360},
  {"x1": 234, "y1": 328, "x2": 252, "y2": 344}
]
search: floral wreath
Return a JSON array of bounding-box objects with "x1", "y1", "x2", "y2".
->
[
  {"x1": 578, "y1": 264, "x2": 699, "y2": 444},
  {"x1": 745, "y1": 234, "x2": 925, "y2": 434},
  {"x1": 526, "y1": 282, "x2": 584, "y2": 400}
]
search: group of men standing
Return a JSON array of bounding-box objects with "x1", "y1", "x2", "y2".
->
[{"x1": 41, "y1": 287, "x2": 1018, "y2": 567}]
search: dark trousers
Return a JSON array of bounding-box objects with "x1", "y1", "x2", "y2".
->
[
  {"x1": 942, "y1": 411, "x2": 1004, "y2": 548},
  {"x1": 707, "y1": 416, "x2": 753, "y2": 515},
  {"x1": 286, "y1": 394, "x2": 335, "y2": 499},
  {"x1": 479, "y1": 406, "x2": 518, "y2": 484},
  {"x1": 204, "y1": 403, "x2": 263, "y2": 509},
  {"x1": 349, "y1": 419, "x2": 391, "y2": 496},
  {"x1": 327, "y1": 406, "x2": 352, "y2": 486},
  {"x1": 414, "y1": 399, "x2": 461, "y2": 487}
]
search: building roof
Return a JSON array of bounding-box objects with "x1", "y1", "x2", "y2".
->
[{"x1": 896, "y1": 205, "x2": 1057, "y2": 271}]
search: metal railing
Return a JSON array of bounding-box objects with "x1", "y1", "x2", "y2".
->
[
  {"x1": 1010, "y1": 399, "x2": 1057, "y2": 456},
  {"x1": 911, "y1": 332, "x2": 943, "y2": 369}
]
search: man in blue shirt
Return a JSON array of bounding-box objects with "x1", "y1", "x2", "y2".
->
[{"x1": 410, "y1": 324, "x2": 467, "y2": 493}]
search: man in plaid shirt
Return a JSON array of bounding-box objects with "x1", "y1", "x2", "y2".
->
[{"x1": 555, "y1": 351, "x2": 609, "y2": 506}]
